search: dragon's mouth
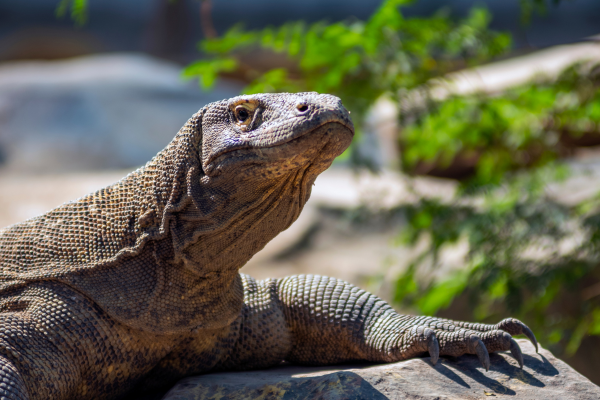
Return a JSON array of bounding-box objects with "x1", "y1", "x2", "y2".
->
[{"x1": 204, "y1": 120, "x2": 354, "y2": 174}]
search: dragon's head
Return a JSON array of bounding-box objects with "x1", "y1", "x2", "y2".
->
[{"x1": 201, "y1": 92, "x2": 354, "y2": 180}]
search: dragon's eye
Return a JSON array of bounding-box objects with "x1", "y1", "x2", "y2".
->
[
  {"x1": 235, "y1": 107, "x2": 250, "y2": 122},
  {"x1": 231, "y1": 102, "x2": 258, "y2": 131}
]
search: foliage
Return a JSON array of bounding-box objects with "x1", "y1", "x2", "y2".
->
[
  {"x1": 184, "y1": 0, "x2": 511, "y2": 128},
  {"x1": 393, "y1": 166, "x2": 600, "y2": 356},
  {"x1": 519, "y1": 0, "x2": 573, "y2": 24},
  {"x1": 56, "y1": 0, "x2": 88, "y2": 26},
  {"x1": 400, "y1": 63, "x2": 600, "y2": 188}
]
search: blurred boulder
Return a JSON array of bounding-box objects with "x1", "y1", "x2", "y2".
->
[{"x1": 0, "y1": 53, "x2": 242, "y2": 172}]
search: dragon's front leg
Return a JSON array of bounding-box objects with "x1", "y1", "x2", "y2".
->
[{"x1": 218, "y1": 274, "x2": 537, "y2": 371}]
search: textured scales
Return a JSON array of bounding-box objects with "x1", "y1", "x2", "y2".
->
[{"x1": 0, "y1": 93, "x2": 537, "y2": 400}]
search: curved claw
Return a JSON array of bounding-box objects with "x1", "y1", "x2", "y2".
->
[
  {"x1": 522, "y1": 325, "x2": 538, "y2": 353},
  {"x1": 509, "y1": 338, "x2": 524, "y2": 369},
  {"x1": 498, "y1": 318, "x2": 538, "y2": 353},
  {"x1": 473, "y1": 337, "x2": 490, "y2": 371},
  {"x1": 428, "y1": 335, "x2": 440, "y2": 365}
]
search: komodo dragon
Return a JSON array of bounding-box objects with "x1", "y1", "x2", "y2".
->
[{"x1": 0, "y1": 93, "x2": 537, "y2": 400}]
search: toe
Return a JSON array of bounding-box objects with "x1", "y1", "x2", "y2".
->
[
  {"x1": 479, "y1": 329, "x2": 524, "y2": 369},
  {"x1": 496, "y1": 318, "x2": 538, "y2": 353},
  {"x1": 425, "y1": 328, "x2": 439, "y2": 365},
  {"x1": 398, "y1": 325, "x2": 440, "y2": 364},
  {"x1": 509, "y1": 338, "x2": 524, "y2": 369},
  {"x1": 437, "y1": 329, "x2": 490, "y2": 370},
  {"x1": 469, "y1": 336, "x2": 490, "y2": 371}
]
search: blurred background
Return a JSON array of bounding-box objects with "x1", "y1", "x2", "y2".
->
[{"x1": 1, "y1": 0, "x2": 600, "y2": 385}]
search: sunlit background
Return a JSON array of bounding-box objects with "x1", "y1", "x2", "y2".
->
[{"x1": 1, "y1": 0, "x2": 600, "y2": 385}]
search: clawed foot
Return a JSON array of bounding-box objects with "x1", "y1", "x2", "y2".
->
[{"x1": 401, "y1": 317, "x2": 537, "y2": 371}]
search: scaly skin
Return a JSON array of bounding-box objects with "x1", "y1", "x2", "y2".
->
[{"x1": 0, "y1": 93, "x2": 536, "y2": 399}]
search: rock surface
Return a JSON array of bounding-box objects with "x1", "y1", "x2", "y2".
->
[{"x1": 162, "y1": 340, "x2": 600, "y2": 400}]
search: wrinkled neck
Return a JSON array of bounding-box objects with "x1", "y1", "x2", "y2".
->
[{"x1": 167, "y1": 165, "x2": 314, "y2": 277}]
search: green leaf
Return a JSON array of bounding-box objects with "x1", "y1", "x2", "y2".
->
[
  {"x1": 567, "y1": 319, "x2": 589, "y2": 355},
  {"x1": 589, "y1": 308, "x2": 600, "y2": 336},
  {"x1": 243, "y1": 68, "x2": 302, "y2": 94},
  {"x1": 417, "y1": 270, "x2": 470, "y2": 315},
  {"x1": 393, "y1": 263, "x2": 418, "y2": 304},
  {"x1": 547, "y1": 329, "x2": 563, "y2": 344},
  {"x1": 56, "y1": 0, "x2": 87, "y2": 26},
  {"x1": 181, "y1": 58, "x2": 238, "y2": 89}
]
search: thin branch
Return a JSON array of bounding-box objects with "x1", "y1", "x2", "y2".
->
[{"x1": 200, "y1": 0, "x2": 218, "y2": 39}]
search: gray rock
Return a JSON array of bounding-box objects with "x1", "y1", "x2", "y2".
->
[
  {"x1": 0, "y1": 54, "x2": 242, "y2": 172},
  {"x1": 162, "y1": 339, "x2": 600, "y2": 400}
]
